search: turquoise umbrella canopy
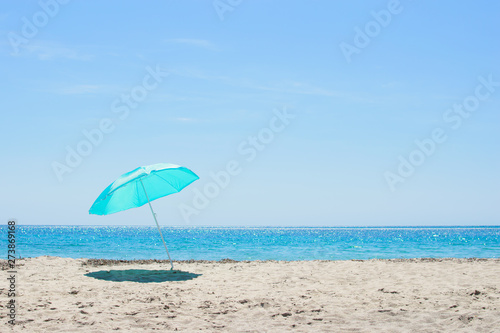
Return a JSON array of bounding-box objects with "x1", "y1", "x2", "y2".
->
[
  {"x1": 89, "y1": 163, "x2": 199, "y2": 215},
  {"x1": 89, "y1": 163, "x2": 199, "y2": 269}
]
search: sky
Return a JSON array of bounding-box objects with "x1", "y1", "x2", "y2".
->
[{"x1": 0, "y1": 0, "x2": 499, "y2": 226}]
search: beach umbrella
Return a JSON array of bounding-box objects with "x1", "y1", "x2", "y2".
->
[{"x1": 89, "y1": 163, "x2": 199, "y2": 269}]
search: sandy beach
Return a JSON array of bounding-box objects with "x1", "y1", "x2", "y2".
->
[{"x1": 1, "y1": 256, "x2": 499, "y2": 332}]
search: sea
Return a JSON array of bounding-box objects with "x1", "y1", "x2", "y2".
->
[{"x1": 2, "y1": 226, "x2": 499, "y2": 261}]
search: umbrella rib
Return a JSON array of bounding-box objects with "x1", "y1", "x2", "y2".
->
[
  {"x1": 135, "y1": 181, "x2": 142, "y2": 206},
  {"x1": 105, "y1": 175, "x2": 147, "y2": 198},
  {"x1": 152, "y1": 173, "x2": 181, "y2": 192}
]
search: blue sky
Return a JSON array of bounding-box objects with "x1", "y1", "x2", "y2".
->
[{"x1": 0, "y1": 0, "x2": 499, "y2": 226}]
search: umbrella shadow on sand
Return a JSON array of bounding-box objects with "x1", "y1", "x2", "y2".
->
[{"x1": 85, "y1": 269, "x2": 202, "y2": 283}]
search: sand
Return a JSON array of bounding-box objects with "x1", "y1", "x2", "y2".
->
[{"x1": 1, "y1": 256, "x2": 499, "y2": 332}]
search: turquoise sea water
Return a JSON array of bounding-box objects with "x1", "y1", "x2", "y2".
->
[{"x1": 2, "y1": 226, "x2": 499, "y2": 261}]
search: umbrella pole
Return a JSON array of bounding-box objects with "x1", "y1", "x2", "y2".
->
[{"x1": 140, "y1": 179, "x2": 174, "y2": 270}]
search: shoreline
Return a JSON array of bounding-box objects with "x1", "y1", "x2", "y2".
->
[{"x1": 2, "y1": 256, "x2": 499, "y2": 267}]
